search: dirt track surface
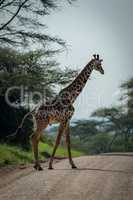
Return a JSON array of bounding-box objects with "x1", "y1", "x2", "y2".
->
[{"x1": 0, "y1": 154, "x2": 133, "y2": 200}]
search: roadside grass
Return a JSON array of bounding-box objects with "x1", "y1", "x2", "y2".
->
[
  {"x1": 0, "y1": 142, "x2": 84, "y2": 167},
  {"x1": 39, "y1": 142, "x2": 84, "y2": 157},
  {"x1": 0, "y1": 144, "x2": 32, "y2": 166}
]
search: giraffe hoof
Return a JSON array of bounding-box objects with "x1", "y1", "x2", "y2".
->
[
  {"x1": 34, "y1": 165, "x2": 43, "y2": 171},
  {"x1": 34, "y1": 165, "x2": 38, "y2": 170},
  {"x1": 48, "y1": 166, "x2": 54, "y2": 170},
  {"x1": 38, "y1": 166, "x2": 43, "y2": 171},
  {"x1": 72, "y1": 165, "x2": 77, "y2": 169}
]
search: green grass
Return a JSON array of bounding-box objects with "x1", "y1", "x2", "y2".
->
[
  {"x1": 0, "y1": 142, "x2": 84, "y2": 166},
  {"x1": 0, "y1": 144, "x2": 33, "y2": 166},
  {"x1": 39, "y1": 142, "x2": 84, "y2": 157}
]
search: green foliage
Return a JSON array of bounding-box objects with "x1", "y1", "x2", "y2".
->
[
  {"x1": 71, "y1": 120, "x2": 99, "y2": 140},
  {"x1": 0, "y1": 143, "x2": 33, "y2": 166},
  {"x1": 0, "y1": 47, "x2": 77, "y2": 98},
  {"x1": 68, "y1": 120, "x2": 111, "y2": 154},
  {"x1": 39, "y1": 142, "x2": 84, "y2": 157},
  {"x1": 89, "y1": 133, "x2": 111, "y2": 154},
  {"x1": 91, "y1": 77, "x2": 133, "y2": 152},
  {"x1": 121, "y1": 78, "x2": 133, "y2": 115}
]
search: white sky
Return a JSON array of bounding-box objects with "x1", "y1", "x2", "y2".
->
[{"x1": 45, "y1": 0, "x2": 133, "y2": 119}]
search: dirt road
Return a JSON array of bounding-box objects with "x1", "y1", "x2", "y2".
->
[{"x1": 0, "y1": 154, "x2": 133, "y2": 200}]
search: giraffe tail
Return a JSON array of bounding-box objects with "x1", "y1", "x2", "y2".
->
[{"x1": 6, "y1": 109, "x2": 36, "y2": 139}]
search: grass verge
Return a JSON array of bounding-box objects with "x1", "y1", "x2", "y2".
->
[{"x1": 0, "y1": 143, "x2": 84, "y2": 166}]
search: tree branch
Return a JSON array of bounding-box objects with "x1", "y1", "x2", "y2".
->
[
  {"x1": 0, "y1": 0, "x2": 29, "y2": 31},
  {"x1": 0, "y1": 0, "x2": 5, "y2": 7},
  {"x1": 0, "y1": 0, "x2": 14, "y2": 9},
  {"x1": 108, "y1": 132, "x2": 119, "y2": 152}
]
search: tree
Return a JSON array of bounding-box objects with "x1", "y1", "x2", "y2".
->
[
  {"x1": 0, "y1": 0, "x2": 75, "y2": 49},
  {"x1": 120, "y1": 78, "x2": 133, "y2": 115},
  {"x1": 89, "y1": 133, "x2": 111, "y2": 154},
  {"x1": 120, "y1": 78, "x2": 133, "y2": 150},
  {"x1": 71, "y1": 120, "x2": 99, "y2": 141},
  {"x1": 68, "y1": 119, "x2": 102, "y2": 154},
  {"x1": 92, "y1": 77, "x2": 133, "y2": 152},
  {"x1": 0, "y1": 47, "x2": 77, "y2": 102},
  {"x1": 91, "y1": 107, "x2": 126, "y2": 151}
]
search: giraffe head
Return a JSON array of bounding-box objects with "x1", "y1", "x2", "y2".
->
[{"x1": 91, "y1": 54, "x2": 104, "y2": 74}]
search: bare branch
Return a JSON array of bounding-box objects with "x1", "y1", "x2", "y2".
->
[
  {"x1": 0, "y1": 0, "x2": 29, "y2": 31},
  {"x1": 0, "y1": 0, "x2": 6, "y2": 7},
  {"x1": 0, "y1": 0, "x2": 15, "y2": 9},
  {"x1": 0, "y1": 0, "x2": 76, "y2": 48}
]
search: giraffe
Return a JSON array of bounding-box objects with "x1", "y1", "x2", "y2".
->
[{"x1": 19, "y1": 54, "x2": 104, "y2": 170}]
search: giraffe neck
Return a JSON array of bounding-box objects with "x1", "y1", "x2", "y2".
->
[{"x1": 59, "y1": 61, "x2": 93, "y2": 104}]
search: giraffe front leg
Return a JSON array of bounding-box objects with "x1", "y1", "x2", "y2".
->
[
  {"x1": 65, "y1": 122, "x2": 77, "y2": 169},
  {"x1": 48, "y1": 122, "x2": 64, "y2": 169}
]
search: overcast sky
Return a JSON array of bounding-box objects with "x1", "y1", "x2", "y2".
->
[{"x1": 45, "y1": 0, "x2": 133, "y2": 119}]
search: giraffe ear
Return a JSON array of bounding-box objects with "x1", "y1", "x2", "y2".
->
[{"x1": 100, "y1": 59, "x2": 103, "y2": 62}]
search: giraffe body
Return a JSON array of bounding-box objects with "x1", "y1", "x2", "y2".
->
[
  {"x1": 30, "y1": 54, "x2": 104, "y2": 170},
  {"x1": 36, "y1": 102, "x2": 74, "y2": 124}
]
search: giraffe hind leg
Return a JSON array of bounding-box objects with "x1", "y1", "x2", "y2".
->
[{"x1": 31, "y1": 120, "x2": 48, "y2": 171}]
